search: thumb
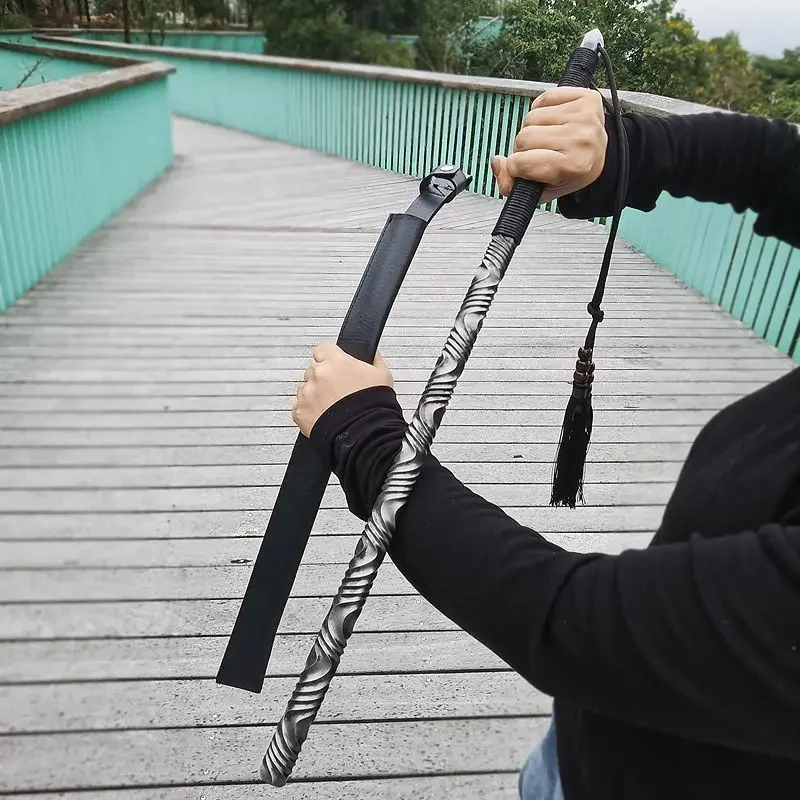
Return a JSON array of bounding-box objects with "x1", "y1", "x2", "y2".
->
[
  {"x1": 373, "y1": 352, "x2": 389, "y2": 371},
  {"x1": 490, "y1": 155, "x2": 514, "y2": 197}
]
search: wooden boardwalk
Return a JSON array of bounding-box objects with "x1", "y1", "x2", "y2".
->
[{"x1": 0, "y1": 117, "x2": 792, "y2": 798}]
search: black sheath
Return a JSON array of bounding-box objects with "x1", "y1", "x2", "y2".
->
[{"x1": 217, "y1": 169, "x2": 470, "y2": 692}]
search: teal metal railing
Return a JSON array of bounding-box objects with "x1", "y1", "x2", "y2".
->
[
  {"x1": 35, "y1": 36, "x2": 547, "y2": 200},
  {"x1": 0, "y1": 54, "x2": 174, "y2": 312},
  {"x1": 9, "y1": 36, "x2": 800, "y2": 356},
  {"x1": 71, "y1": 29, "x2": 265, "y2": 54},
  {"x1": 620, "y1": 197, "x2": 800, "y2": 357}
]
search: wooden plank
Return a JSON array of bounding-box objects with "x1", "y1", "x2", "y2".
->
[
  {"x1": 0, "y1": 596, "x2": 455, "y2": 639},
  {"x1": 0, "y1": 718, "x2": 545, "y2": 791},
  {"x1": 0, "y1": 408, "x2": 719, "y2": 428},
  {"x1": 0, "y1": 631, "x2": 507, "y2": 682},
  {"x1": 0, "y1": 460, "x2": 684, "y2": 489},
  {"x1": 0, "y1": 424, "x2": 703, "y2": 447},
  {"x1": 1, "y1": 366, "x2": 785, "y2": 383},
  {"x1": 0, "y1": 379, "x2": 767, "y2": 397},
  {"x1": 0, "y1": 529, "x2": 654, "y2": 560},
  {"x1": 0, "y1": 563, "x2": 416, "y2": 602},
  {"x1": 0, "y1": 441, "x2": 695, "y2": 468},
  {"x1": 0, "y1": 388, "x2": 756, "y2": 412},
  {"x1": 0, "y1": 774, "x2": 516, "y2": 799},
  {"x1": 0, "y1": 482, "x2": 674, "y2": 512},
  {"x1": 0, "y1": 672, "x2": 546, "y2": 733}
]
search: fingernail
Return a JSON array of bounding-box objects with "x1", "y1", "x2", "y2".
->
[{"x1": 490, "y1": 155, "x2": 500, "y2": 172}]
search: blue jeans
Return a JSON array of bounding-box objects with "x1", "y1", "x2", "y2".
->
[{"x1": 519, "y1": 720, "x2": 564, "y2": 800}]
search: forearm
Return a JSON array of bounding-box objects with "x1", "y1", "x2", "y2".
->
[
  {"x1": 310, "y1": 386, "x2": 800, "y2": 757},
  {"x1": 310, "y1": 386, "x2": 590, "y2": 675},
  {"x1": 560, "y1": 111, "x2": 800, "y2": 248}
]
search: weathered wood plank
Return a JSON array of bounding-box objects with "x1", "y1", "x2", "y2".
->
[
  {"x1": 0, "y1": 718, "x2": 545, "y2": 791},
  {"x1": 0, "y1": 672, "x2": 545, "y2": 733},
  {"x1": 0, "y1": 408, "x2": 719, "y2": 428},
  {"x1": 0, "y1": 482, "x2": 674, "y2": 512},
  {"x1": 0, "y1": 424, "x2": 702, "y2": 447},
  {"x1": 0, "y1": 563, "x2": 414, "y2": 602},
  {"x1": 0, "y1": 529, "x2": 653, "y2": 561},
  {"x1": 0, "y1": 393, "x2": 750, "y2": 412},
  {"x1": 0, "y1": 774, "x2": 516, "y2": 799},
  {"x1": 0, "y1": 442, "x2": 696, "y2": 468},
  {"x1": 0, "y1": 461, "x2": 684, "y2": 489},
  {"x1": 0, "y1": 596, "x2": 454, "y2": 639},
  {"x1": 0, "y1": 632, "x2": 506, "y2": 682}
]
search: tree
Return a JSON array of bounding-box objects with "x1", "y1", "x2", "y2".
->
[
  {"x1": 467, "y1": 0, "x2": 653, "y2": 86},
  {"x1": 638, "y1": 0, "x2": 708, "y2": 99},
  {"x1": 122, "y1": 0, "x2": 131, "y2": 41},
  {"x1": 341, "y1": 0, "x2": 417, "y2": 35},
  {"x1": 754, "y1": 47, "x2": 800, "y2": 123},
  {"x1": 0, "y1": 0, "x2": 29, "y2": 28},
  {"x1": 415, "y1": 0, "x2": 498, "y2": 73},
  {"x1": 697, "y1": 33, "x2": 765, "y2": 114},
  {"x1": 263, "y1": 0, "x2": 414, "y2": 67}
]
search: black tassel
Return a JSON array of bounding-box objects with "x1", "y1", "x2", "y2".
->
[
  {"x1": 549, "y1": 42, "x2": 628, "y2": 509},
  {"x1": 551, "y1": 348, "x2": 595, "y2": 508}
]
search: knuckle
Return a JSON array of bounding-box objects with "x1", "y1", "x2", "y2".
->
[{"x1": 514, "y1": 128, "x2": 533, "y2": 151}]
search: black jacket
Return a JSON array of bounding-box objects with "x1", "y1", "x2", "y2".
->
[{"x1": 310, "y1": 111, "x2": 800, "y2": 799}]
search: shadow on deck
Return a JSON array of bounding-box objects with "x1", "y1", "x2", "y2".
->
[{"x1": 0, "y1": 117, "x2": 792, "y2": 797}]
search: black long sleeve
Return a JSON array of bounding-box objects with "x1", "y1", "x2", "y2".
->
[
  {"x1": 558, "y1": 111, "x2": 800, "y2": 249},
  {"x1": 310, "y1": 386, "x2": 800, "y2": 760}
]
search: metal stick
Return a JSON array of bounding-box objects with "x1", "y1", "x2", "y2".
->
[{"x1": 261, "y1": 232, "x2": 517, "y2": 786}]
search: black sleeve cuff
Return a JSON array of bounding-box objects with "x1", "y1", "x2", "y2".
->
[
  {"x1": 557, "y1": 111, "x2": 627, "y2": 220},
  {"x1": 309, "y1": 385, "x2": 404, "y2": 470}
]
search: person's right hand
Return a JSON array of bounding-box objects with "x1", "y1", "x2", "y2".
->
[{"x1": 490, "y1": 87, "x2": 608, "y2": 203}]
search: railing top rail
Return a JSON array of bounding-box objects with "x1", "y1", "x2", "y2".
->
[
  {"x1": 34, "y1": 34, "x2": 715, "y2": 117},
  {"x1": 0, "y1": 38, "x2": 141, "y2": 67},
  {"x1": 0, "y1": 43, "x2": 174, "y2": 126},
  {"x1": 38, "y1": 27, "x2": 264, "y2": 37}
]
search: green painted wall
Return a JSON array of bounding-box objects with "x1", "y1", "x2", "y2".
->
[
  {"x1": 0, "y1": 32, "x2": 38, "y2": 46},
  {"x1": 0, "y1": 77, "x2": 174, "y2": 312},
  {"x1": 0, "y1": 46, "x2": 104, "y2": 90}
]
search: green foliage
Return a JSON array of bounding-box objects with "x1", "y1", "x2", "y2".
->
[
  {"x1": 467, "y1": 0, "x2": 797, "y2": 122},
  {"x1": 638, "y1": 2, "x2": 708, "y2": 98},
  {"x1": 0, "y1": 0, "x2": 29, "y2": 28},
  {"x1": 696, "y1": 33, "x2": 764, "y2": 113},
  {"x1": 263, "y1": 0, "x2": 413, "y2": 67},
  {"x1": 341, "y1": 0, "x2": 418, "y2": 35},
  {"x1": 187, "y1": 0, "x2": 229, "y2": 27},
  {"x1": 755, "y1": 47, "x2": 800, "y2": 123},
  {"x1": 415, "y1": 0, "x2": 498, "y2": 73}
]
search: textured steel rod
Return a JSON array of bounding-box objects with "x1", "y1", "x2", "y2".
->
[{"x1": 261, "y1": 232, "x2": 518, "y2": 786}]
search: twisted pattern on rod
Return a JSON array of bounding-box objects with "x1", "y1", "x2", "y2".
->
[{"x1": 261, "y1": 234, "x2": 517, "y2": 786}]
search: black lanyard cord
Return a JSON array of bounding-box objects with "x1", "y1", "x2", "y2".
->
[{"x1": 551, "y1": 44, "x2": 631, "y2": 507}]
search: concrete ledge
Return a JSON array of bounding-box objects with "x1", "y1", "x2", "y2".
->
[
  {"x1": 0, "y1": 38, "x2": 139, "y2": 67},
  {"x1": 0, "y1": 55, "x2": 174, "y2": 126}
]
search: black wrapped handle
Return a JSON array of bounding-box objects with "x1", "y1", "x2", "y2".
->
[{"x1": 492, "y1": 39, "x2": 602, "y2": 245}]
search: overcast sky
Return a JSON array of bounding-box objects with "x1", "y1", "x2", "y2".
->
[{"x1": 676, "y1": 0, "x2": 798, "y2": 56}]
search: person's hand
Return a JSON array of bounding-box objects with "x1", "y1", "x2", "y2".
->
[
  {"x1": 292, "y1": 343, "x2": 393, "y2": 437},
  {"x1": 490, "y1": 87, "x2": 607, "y2": 203}
]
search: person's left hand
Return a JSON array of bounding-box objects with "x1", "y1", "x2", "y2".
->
[{"x1": 292, "y1": 343, "x2": 393, "y2": 437}]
